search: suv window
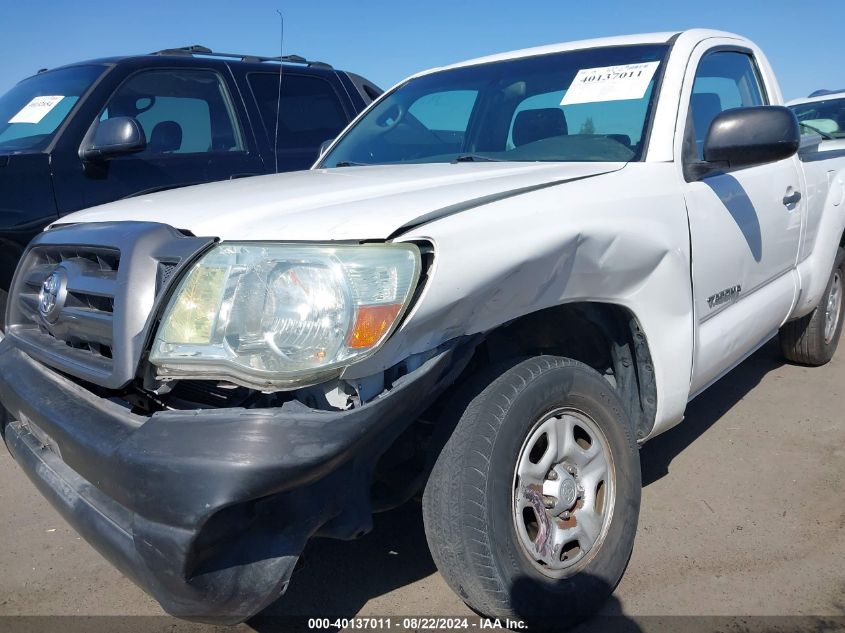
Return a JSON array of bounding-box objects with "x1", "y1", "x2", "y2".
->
[
  {"x1": 249, "y1": 73, "x2": 349, "y2": 150},
  {"x1": 100, "y1": 69, "x2": 244, "y2": 155},
  {"x1": 0, "y1": 65, "x2": 105, "y2": 152},
  {"x1": 689, "y1": 51, "x2": 767, "y2": 158}
]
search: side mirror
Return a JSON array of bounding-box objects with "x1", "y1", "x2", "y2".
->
[
  {"x1": 689, "y1": 106, "x2": 799, "y2": 179},
  {"x1": 81, "y1": 117, "x2": 147, "y2": 161},
  {"x1": 318, "y1": 138, "x2": 334, "y2": 157}
]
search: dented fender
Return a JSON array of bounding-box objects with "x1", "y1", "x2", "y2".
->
[{"x1": 344, "y1": 163, "x2": 695, "y2": 438}]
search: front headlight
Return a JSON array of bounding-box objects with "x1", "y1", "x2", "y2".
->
[{"x1": 149, "y1": 242, "x2": 421, "y2": 389}]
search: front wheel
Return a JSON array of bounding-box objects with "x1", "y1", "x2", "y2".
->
[{"x1": 423, "y1": 357, "x2": 640, "y2": 627}]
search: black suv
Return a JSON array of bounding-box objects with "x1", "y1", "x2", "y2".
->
[{"x1": 0, "y1": 46, "x2": 381, "y2": 326}]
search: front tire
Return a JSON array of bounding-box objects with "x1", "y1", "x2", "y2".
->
[
  {"x1": 422, "y1": 357, "x2": 640, "y2": 627},
  {"x1": 780, "y1": 248, "x2": 845, "y2": 366}
]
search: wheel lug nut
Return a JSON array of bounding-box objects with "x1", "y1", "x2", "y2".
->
[
  {"x1": 542, "y1": 495, "x2": 556, "y2": 509},
  {"x1": 547, "y1": 470, "x2": 559, "y2": 481},
  {"x1": 566, "y1": 465, "x2": 577, "y2": 475},
  {"x1": 562, "y1": 511, "x2": 571, "y2": 520}
]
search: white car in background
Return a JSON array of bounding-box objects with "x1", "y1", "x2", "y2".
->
[{"x1": 788, "y1": 90, "x2": 845, "y2": 152}]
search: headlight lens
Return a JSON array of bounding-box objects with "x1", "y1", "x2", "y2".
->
[{"x1": 150, "y1": 242, "x2": 421, "y2": 389}]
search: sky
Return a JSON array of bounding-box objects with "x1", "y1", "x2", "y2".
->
[{"x1": 0, "y1": 0, "x2": 842, "y2": 100}]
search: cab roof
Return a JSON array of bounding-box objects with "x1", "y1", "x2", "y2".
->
[{"x1": 407, "y1": 29, "x2": 747, "y2": 80}]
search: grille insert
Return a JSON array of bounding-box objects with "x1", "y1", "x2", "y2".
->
[
  {"x1": 14, "y1": 246, "x2": 120, "y2": 373},
  {"x1": 7, "y1": 222, "x2": 216, "y2": 390}
]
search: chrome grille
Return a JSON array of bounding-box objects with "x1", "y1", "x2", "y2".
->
[
  {"x1": 16, "y1": 246, "x2": 120, "y2": 367},
  {"x1": 7, "y1": 222, "x2": 215, "y2": 389}
]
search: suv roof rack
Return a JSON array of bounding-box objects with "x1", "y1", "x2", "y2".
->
[{"x1": 151, "y1": 45, "x2": 333, "y2": 69}]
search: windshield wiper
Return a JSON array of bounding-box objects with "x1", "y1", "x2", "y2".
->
[
  {"x1": 452, "y1": 154, "x2": 505, "y2": 163},
  {"x1": 334, "y1": 161, "x2": 370, "y2": 167},
  {"x1": 800, "y1": 123, "x2": 835, "y2": 140}
]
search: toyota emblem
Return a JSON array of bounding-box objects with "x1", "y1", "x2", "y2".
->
[{"x1": 38, "y1": 270, "x2": 66, "y2": 322}]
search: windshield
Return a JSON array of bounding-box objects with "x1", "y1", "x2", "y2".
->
[
  {"x1": 321, "y1": 44, "x2": 668, "y2": 167},
  {"x1": 790, "y1": 97, "x2": 845, "y2": 138},
  {"x1": 0, "y1": 65, "x2": 105, "y2": 152}
]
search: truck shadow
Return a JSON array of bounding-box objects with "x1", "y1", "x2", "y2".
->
[
  {"x1": 704, "y1": 173, "x2": 763, "y2": 262},
  {"x1": 248, "y1": 501, "x2": 438, "y2": 630},
  {"x1": 249, "y1": 530, "x2": 643, "y2": 631},
  {"x1": 640, "y1": 337, "x2": 784, "y2": 486},
  {"x1": 248, "y1": 339, "x2": 785, "y2": 632}
]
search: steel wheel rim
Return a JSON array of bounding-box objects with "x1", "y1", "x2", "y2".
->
[
  {"x1": 825, "y1": 271, "x2": 842, "y2": 343},
  {"x1": 512, "y1": 407, "x2": 616, "y2": 577}
]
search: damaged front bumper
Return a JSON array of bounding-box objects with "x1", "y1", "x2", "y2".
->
[{"x1": 0, "y1": 337, "x2": 468, "y2": 622}]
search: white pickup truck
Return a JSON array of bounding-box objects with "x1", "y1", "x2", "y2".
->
[{"x1": 2, "y1": 29, "x2": 845, "y2": 626}]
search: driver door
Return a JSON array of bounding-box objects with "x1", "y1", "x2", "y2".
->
[{"x1": 683, "y1": 48, "x2": 804, "y2": 395}]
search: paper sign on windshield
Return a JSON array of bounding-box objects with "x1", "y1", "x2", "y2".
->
[
  {"x1": 561, "y1": 62, "x2": 660, "y2": 106},
  {"x1": 8, "y1": 95, "x2": 65, "y2": 124}
]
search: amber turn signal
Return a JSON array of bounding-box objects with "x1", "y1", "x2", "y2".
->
[{"x1": 348, "y1": 304, "x2": 403, "y2": 349}]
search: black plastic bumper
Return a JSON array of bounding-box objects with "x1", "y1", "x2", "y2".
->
[{"x1": 0, "y1": 337, "x2": 468, "y2": 622}]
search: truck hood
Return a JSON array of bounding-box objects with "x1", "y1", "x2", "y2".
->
[{"x1": 57, "y1": 162, "x2": 625, "y2": 241}]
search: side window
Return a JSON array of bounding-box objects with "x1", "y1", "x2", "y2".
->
[
  {"x1": 100, "y1": 69, "x2": 244, "y2": 156},
  {"x1": 249, "y1": 73, "x2": 349, "y2": 151},
  {"x1": 689, "y1": 51, "x2": 767, "y2": 158}
]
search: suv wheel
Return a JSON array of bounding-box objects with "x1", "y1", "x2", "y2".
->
[{"x1": 423, "y1": 356, "x2": 640, "y2": 627}]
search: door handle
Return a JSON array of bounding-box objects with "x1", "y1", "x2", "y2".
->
[{"x1": 783, "y1": 190, "x2": 802, "y2": 206}]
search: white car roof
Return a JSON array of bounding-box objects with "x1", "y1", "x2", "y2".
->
[{"x1": 787, "y1": 91, "x2": 845, "y2": 106}]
